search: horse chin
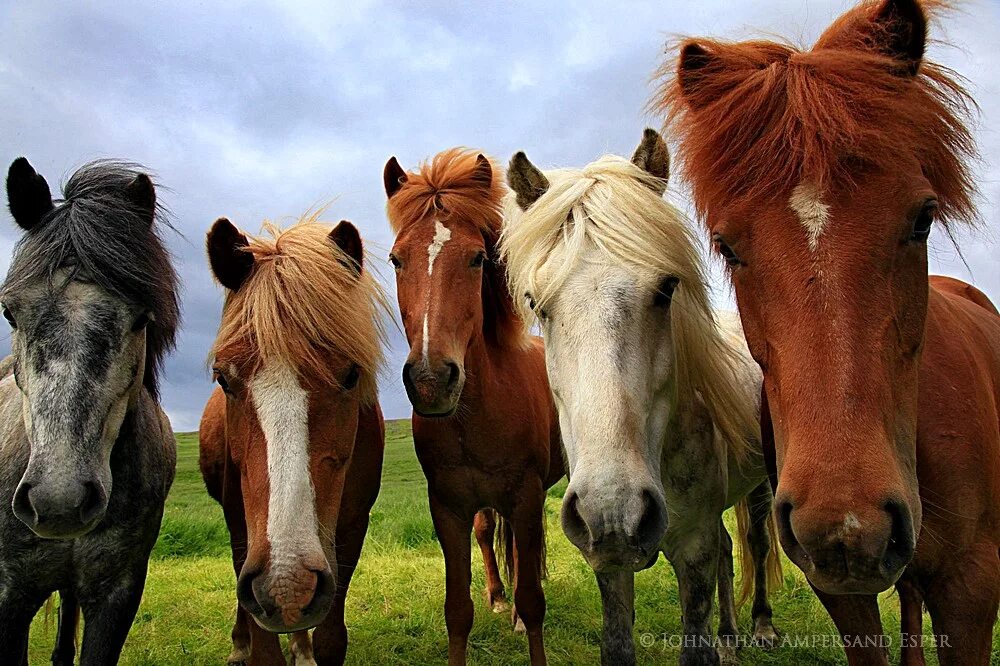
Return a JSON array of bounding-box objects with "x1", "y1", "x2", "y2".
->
[
  {"x1": 27, "y1": 518, "x2": 102, "y2": 541},
  {"x1": 583, "y1": 547, "x2": 659, "y2": 575},
  {"x1": 802, "y1": 565, "x2": 901, "y2": 596}
]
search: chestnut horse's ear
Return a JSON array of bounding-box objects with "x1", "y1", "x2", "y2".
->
[
  {"x1": 471, "y1": 154, "x2": 492, "y2": 189},
  {"x1": 384, "y1": 156, "x2": 408, "y2": 199},
  {"x1": 6, "y1": 157, "x2": 54, "y2": 231},
  {"x1": 329, "y1": 220, "x2": 363, "y2": 276},
  {"x1": 124, "y1": 173, "x2": 156, "y2": 226},
  {"x1": 676, "y1": 42, "x2": 718, "y2": 109},
  {"x1": 865, "y1": 0, "x2": 927, "y2": 76},
  {"x1": 207, "y1": 217, "x2": 254, "y2": 292},
  {"x1": 631, "y1": 128, "x2": 670, "y2": 195},
  {"x1": 507, "y1": 152, "x2": 549, "y2": 211}
]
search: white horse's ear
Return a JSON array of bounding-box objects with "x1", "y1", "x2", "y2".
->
[
  {"x1": 507, "y1": 152, "x2": 549, "y2": 210},
  {"x1": 631, "y1": 128, "x2": 670, "y2": 195}
]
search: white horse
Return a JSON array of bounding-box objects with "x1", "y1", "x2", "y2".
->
[{"x1": 501, "y1": 129, "x2": 781, "y2": 665}]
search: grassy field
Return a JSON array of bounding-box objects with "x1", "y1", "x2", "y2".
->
[{"x1": 26, "y1": 421, "x2": 998, "y2": 665}]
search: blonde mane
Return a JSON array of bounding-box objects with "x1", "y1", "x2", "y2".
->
[
  {"x1": 211, "y1": 214, "x2": 389, "y2": 403},
  {"x1": 501, "y1": 155, "x2": 758, "y2": 460}
]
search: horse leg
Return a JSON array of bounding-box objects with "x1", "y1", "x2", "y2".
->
[
  {"x1": 811, "y1": 588, "x2": 888, "y2": 665},
  {"x1": 52, "y1": 588, "x2": 79, "y2": 666},
  {"x1": 289, "y1": 631, "x2": 316, "y2": 666},
  {"x1": 746, "y1": 480, "x2": 779, "y2": 648},
  {"x1": 922, "y1": 545, "x2": 999, "y2": 666},
  {"x1": 672, "y1": 523, "x2": 722, "y2": 666},
  {"x1": 596, "y1": 570, "x2": 636, "y2": 666},
  {"x1": 77, "y1": 570, "x2": 147, "y2": 666},
  {"x1": 897, "y1": 578, "x2": 927, "y2": 666},
  {"x1": 716, "y1": 520, "x2": 739, "y2": 666},
  {"x1": 227, "y1": 605, "x2": 252, "y2": 665},
  {"x1": 474, "y1": 509, "x2": 508, "y2": 612},
  {"x1": 312, "y1": 520, "x2": 370, "y2": 665},
  {"x1": 0, "y1": 587, "x2": 38, "y2": 666},
  {"x1": 429, "y1": 492, "x2": 474, "y2": 666},
  {"x1": 510, "y1": 482, "x2": 547, "y2": 666}
]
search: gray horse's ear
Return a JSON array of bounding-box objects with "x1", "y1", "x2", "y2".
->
[
  {"x1": 384, "y1": 156, "x2": 408, "y2": 199},
  {"x1": 207, "y1": 217, "x2": 254, "y2": 292},
  {"x1": 125, "y1": 173, "x2": 156, "y2": 224},
  {"x1": 631, "y1": 128, "x2": 670, "y2": 195},
  {"x1": 329, "y1": 220, "x2": 363, "y2": 276},
  {"x1": 6, "y1": 157, "x2": 54, "y2": 231},
  {"x1": 507, "y1": 152, "x2": 549, "y2": 210}
]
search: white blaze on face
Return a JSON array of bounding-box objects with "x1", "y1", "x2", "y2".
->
[
  {"x1": 789, "y1": 181, "x2": 830, "y2": 251},
  {"x1": 251, "y1": 361, "x2": 320, "y2": 569},
  {"x1": 422, "y1": 221, "x2": 451, "y2": 363}
]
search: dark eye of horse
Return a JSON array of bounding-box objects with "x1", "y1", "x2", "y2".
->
[
  {"x1": 712, "y1": 234, "x2": 743, "y2": 267},
  {"x1": 470, "y1": 252, "x2": 486, "y2": 268},
  {"x1": 343, "y1": 364, "x2": 361, "y2": 391},
  {"x1": 214, "y1": 371, "x2": 232, "y2": 395},
  {"x1": 2, "y1": 306, "x2": 16, "y2": 329},
  {"x1": 388, "y1": 254, "x2": 402, "y2": 270},
  {"x1": 525, "y1": 293, "x2": 548, "y2": 321},
  {"x1": 654, "y1": 276, "x2": 680, "y2": 308},
  {"x1": 131, "y1": 312, "x2": 151, "y2": 332},
  {"x1": 909, "y1": 202, "x2": 937, "y2": 242}
]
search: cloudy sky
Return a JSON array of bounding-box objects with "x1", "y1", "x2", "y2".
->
[{"x1": 1, "y1": 1, "x2": 997, "y2": 430}]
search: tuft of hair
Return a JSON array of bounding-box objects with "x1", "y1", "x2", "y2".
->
[
  {"x1": 654, "y1": 0, "x2": 977, "y2": 227},
  {"x1": 211, "y1": 214, "x2": 389, "y2": 403},
  {"x1": 387, "y1": 148, "x2": 527, "y2": 349},
  {"x1": 501, "y1": 155, "x2": 758, "y2": 461},
  {"x1": 1, "y1": 160, "x2": 180, "y2": 399}
]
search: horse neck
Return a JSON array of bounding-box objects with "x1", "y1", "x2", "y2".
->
[{"x1": 455, "y1": 327, "x2": 508, "y2": 408}]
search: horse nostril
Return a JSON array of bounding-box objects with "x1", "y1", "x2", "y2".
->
[
  {"x1": 560, "y1": 489, "x2": 590, "y2": 547},
  {"x1": 444, "y1": 361, "x2": 460, "y2": 391},
  {"x1": 78, "y1": 481, "x2": 106, "y2": 525},
  {"x1": 12, "y1": 481, "x2": 36, "y2": 526},
  {"x1": 236, "y1": 568, "x2": 266, "y2": 617},
  {"x1": 775, "y1": 497, "x2": 805, "y2": 561},
  {"x1": 881, "y1": 499, "x2": 914, "y2": 575},
  {"x1": 635, "y1": 490, "x2": 667, "y2": 554}
]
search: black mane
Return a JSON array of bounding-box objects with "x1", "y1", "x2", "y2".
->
[{"x1": 2, "y1": 160, "x2": 180, "y2": 399}]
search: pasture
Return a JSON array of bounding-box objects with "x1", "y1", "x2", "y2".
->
[{"x1": 26, "y1": 421, "x2": 999, "y2": 665}]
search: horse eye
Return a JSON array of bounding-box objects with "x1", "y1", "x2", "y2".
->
[
  {"x1": 909, "y1": 202, "x2": 936, "y2": 242},
  {"x1": 131, "y1": 312, "x2": 151, "y2": 332},
  {"x1": 214, "y1": 370, "x2": 232, "y2": 395},
  {"x1": 712, "y1": 234, "x2": 743, "y2": 267},
  {"x1": 470, "y1": 252, "x2": 486, "y2": 268},
  {"x1": 654, "y1": 276, "x2": 680, "y2": 308},
  {"x1": 343, "y1": 364, "x2": 361, "y2": 391},
  {"x1": 2, "y1": 306, "x2": 17, "y2": 329},
  {"x1": 388, "y1": 254, "x2": 402, "y2": 270}
]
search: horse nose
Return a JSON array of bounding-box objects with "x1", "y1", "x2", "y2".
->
[
  {"x1": 775, "y1": 492, "x2": 914, "y2": 593},
  {"x1": 237, "y1": 562, "x2": 336, "y2": 631},
  {"x1": 13, "y1": 477, "x2": 107, "y2": 538},
  {"x1": 402, "y1": 358, "x2": 464, "y2": 416},
  {"x1": 562, "y1": 483, "x2": 666, "y2": 571}
]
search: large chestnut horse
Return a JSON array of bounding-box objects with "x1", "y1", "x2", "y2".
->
[
  {"x1": 200, "y1": 217, "x2": 387, "y2": 665},
  {"x1": 383, "y1": 149, "x2": 563, "y2": 665},
  {"x1": 660, "y1": 0, "x2": 1000, "y2": 663}
]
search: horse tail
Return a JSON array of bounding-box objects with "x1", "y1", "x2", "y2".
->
[
  {"x1": 734, "y1": 497, "x2": 754, "y2": 608},
  {"x1": 495, "y1": 511, "x2": 516, "y2": 587},
  {"x1": 764, "y1": 506, "x2": 783, "y2": 596}
]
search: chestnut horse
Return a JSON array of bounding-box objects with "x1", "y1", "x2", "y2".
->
[
  {"x1": 200, "y1": 217, "x2": 387, "y2": 665},
  {"x1": 383, "y1": 149, "x2": 563, "y2": 665},
  {"x1": 660, "y1": 0, "x2": 1000, "y2": 663}
]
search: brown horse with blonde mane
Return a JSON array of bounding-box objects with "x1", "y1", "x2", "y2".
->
[
  {"x1": 659, "y1": 0, "x2": 1000, "y2": 663},
  {"x1": 200, "y1": 216, "x2": 387, "y2": 665},
  {"x1": 383, "y1": 149, "x2": 563, "y2": 665}
]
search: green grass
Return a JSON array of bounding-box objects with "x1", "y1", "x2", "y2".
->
[{"x1": 27, "y1": 422, "x2": 999, "y2": 664}]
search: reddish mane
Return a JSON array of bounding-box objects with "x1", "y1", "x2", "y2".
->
[
  {"x1": 655, "y1": 0, "x2": 977, "y2": 226},
  {"x1": 386, "y1": 148, "x2": 525, "y2": 348}
]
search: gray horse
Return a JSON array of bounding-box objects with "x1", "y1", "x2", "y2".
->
[{"x1": 0, "y1": 159, "x2": 179, "y2": 664}]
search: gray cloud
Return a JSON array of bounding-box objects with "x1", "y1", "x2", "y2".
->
[{"x1": 1, "y1": 0, "x2": 996, "y2": 429}]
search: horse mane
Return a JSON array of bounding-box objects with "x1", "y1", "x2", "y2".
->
[
  {"x1": 654, "y1": 0, "x2": 977, "y2": 227},
  {"x1": 500, "y1": 155, "x2": 758, "y2": 461},
  {"x1": 387, "y1": 148, "x2": 527, "y2": 349},
  {"x1": 1, "y1": 160, "x2": 180, "y2": 399},
  {"x1": 211, "y1": 215, "x2": 388, "y2": 403}
]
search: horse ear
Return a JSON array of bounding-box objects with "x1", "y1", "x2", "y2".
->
[
  {"x1": 125, "y1": 173, "x2": 156, "y2": 224},
  {"x1": 6, "y1": 157, "x2": 54, "y2": 231},
  {"x1": 471, "y1": 154, "x2": 492, "y2": 189},
  {"x1": 676, "y1": 41, "x2": 725, "y2": 110},
  {"x1": 631, "y1": 128, "x2": 670, "y2": 194},
  {"x1": 384, "y1": 156, "x2": 408, "y2": 199},
  {"x1": 329, "y1": 220, "x2": 363, "y2": 276},
  {"x1": 207, "y1": 217, "x2": 254, "y2": 292},
  {"x1": 507, "y1": 152, "x2": 549, "y2": 211},
  {"x1": 864, "y1": 0, "x2": 927, "y2": 76}
]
